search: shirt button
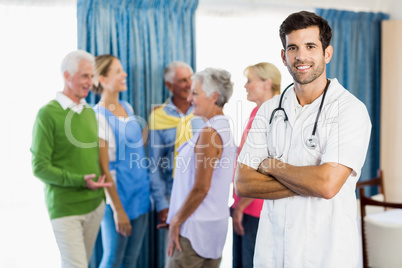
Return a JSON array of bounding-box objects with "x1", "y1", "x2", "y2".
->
[{"x1": 287, "y1": 224, "x2": 292, "y2": 229}]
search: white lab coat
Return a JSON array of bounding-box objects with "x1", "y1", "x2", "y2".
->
[{"x1": 238, "y1": 79, "x2": 372, "y2": 268}]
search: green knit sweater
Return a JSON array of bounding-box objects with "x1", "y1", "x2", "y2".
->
[{"x1": 31, "y1": 100, "x2": 104, "y2": 220}]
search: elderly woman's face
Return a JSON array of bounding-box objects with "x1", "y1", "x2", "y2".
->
[{"x1": 188, "y1": 81, "x2": 215, "y2": 117}]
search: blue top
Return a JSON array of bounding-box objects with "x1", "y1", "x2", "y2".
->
[
  {"x1": 148, "y1": 97, "x2": 204, "y2": 212},
  {"x1": 94, "y1": 101, "x2": 150, "y2": 220}
]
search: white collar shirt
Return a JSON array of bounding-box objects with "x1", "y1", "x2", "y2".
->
[
  {"x1": 238, "y1": 78, "x2": 372, "y2": 268},
  {"x1": 55, "y1": 92, "x2": 89, "y2": 114}
]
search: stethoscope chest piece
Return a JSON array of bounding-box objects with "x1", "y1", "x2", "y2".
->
[
  {"x1": 269, "y1": 79, "x2": 331, "y2": 154},
  {"x1": 306, "y1": 135, "x2": 318, "y2": 150}
]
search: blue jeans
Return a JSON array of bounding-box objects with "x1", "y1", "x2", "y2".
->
[
  {"x1": 99, "y1": 205, "x2": 148, "y2": 268},
  {"x1": 231, "y1": 209, "x2": 260, "y2": 268}
]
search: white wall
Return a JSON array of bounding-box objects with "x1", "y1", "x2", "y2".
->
[
  {"x1": 0, "y1": 4, "x2": 77, "y2": 267},
  {"x1": 198, "y1": 0, "x2": 402, "y2": 19},
  {"x1": 2, "y1": 0, "x2": 400, "y2": 18},
  {"x1": 0, "y1": 0, "x2": 399, "y2": 267}
]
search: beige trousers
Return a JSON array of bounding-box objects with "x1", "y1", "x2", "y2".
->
[
  {"x1": 166, "y1": 235, "x2": 222, "y2": 268},
  {"x1": 51, "y1": 201, "x2": 105, "y2": 268}
]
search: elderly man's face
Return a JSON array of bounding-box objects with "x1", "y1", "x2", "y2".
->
[
  {"x1": 167, "y1": 67, "x2": 193, "y2": 101},
  {"x1": 64, "y1": 60, "x2": 94, "y2": 103}
]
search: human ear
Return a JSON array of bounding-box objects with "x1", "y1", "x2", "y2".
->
[
  {"x1": 165, "y1": 81, "x2": 173, "y2": 93},
  {"x1": 264, "y1": 79, "x2": 272, "y2": 90},
  {"x1": 98, "y1": 75, "x2": 107, "y2": 86},
  {"x1": 211, "y1": 91, "x2": 219, "y2": 104},
  {"x1": 281, "y1": 49, "x2": 287, "y2": 66},
  {"x1": 63, "y1": 71, "x2": 70, "y2": 82},
  {"x1": 324, "y1": 45, "x2": 333, "y2": 64}
]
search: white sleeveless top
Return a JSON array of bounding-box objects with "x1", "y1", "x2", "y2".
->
[{"x1": 167, "y1": 115, "x2": 236, "y2": 259}]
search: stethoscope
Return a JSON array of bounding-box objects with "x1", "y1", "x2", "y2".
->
[{"x1": 268, "y1": 79, "x2": 330, "y2": 158}]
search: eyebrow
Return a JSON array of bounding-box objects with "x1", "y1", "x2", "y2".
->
[{"x1": 286, "y1": 42, "x2": 318, "y2": 49}]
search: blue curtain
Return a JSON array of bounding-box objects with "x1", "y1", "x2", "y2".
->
[
  {"x1": 316, "y1": 9, "x2": 389, "y2": 188},
  {"x1": 77, "y1": 0, "x2": 198, "y2": 120},
  {"x1": 77, "y1": 1, "x2": 198, "y2": 267}
]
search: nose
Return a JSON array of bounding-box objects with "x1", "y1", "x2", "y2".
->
[
  {"x1": 187, "y1": 91, "x2": 193, "y2": 103},
  {"x1": 87, "y1": 76, "x2": 94, "y2": 85},
  {"x1": 296, "y1": 47, "x2": 308, "y2": 61},
  {"x1": 185, "y1": 78, "x2": 192, "y2": 89}
]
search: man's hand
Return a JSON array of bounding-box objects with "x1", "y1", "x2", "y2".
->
[
  {"x1": 232, "y1": 208, "x2": 245, "y2": 236},
  {"x1": 84, "y1": 174, "x2": 113, "y2": 190},
  {"x1": 156, "y1": 208, "x2": 169, "y2": 229}
]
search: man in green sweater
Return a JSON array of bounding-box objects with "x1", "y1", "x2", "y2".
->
[{"x1": 31, "y1": 50, "x2": 112, "y2": 267}]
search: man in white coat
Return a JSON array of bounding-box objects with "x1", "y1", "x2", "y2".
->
[{"x1": 235, "y1": 11, "x2": 371, "y2": 268}]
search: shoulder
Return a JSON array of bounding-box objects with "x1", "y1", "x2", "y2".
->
[
  {"x1": 120, "y1": 100, "x2": 134, "y2": 114},
  {"x1": 196, "y1": 126, "x2": 223, "y2": 150},
  {"x1": 328, "y1": 79, "x2": 371, "y2": 125},
  {"x1": 149, "y1": 98, "x2": 169, "y2": 116},
  {"x1": 39, "y1": 99, "x2": 60, "y2": 112},
  {"x1": 33, "y1": 101, "x2": 65, "y2": 133},
  {"x1": 330, "y1": 79, "x2": 369, "y2": 114},
  {"x1": 82, "y1": 106, "x2": 97, "y2": 118},
  {"x1": 93, "y1": 103, "x2": 107, "y2": 117},
  {"x1": 151, "y1": 104, "x2": 163, "y2": 113},
  {"x1": 207, "y1": 115, "x2": 230, "y2": 131},
  {"x1": 36, "y1": 100, "x2": 63, "y2": 120},
  {"x1": 250, "y1": 94, "x2": 282, "y2": 129},
  {"x1": 205, "y1": 115, "x2": 235, "y2": 145},
  {"x1": 149, "y1": 104, "x2": 164, "y2": 120},
  {"x1": 258, "y1": 92, "x2": 282, "y2": 115}
]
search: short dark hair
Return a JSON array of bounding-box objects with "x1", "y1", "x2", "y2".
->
[{"x1": 279, "y1": 11, "x2": 332, "y2": 54}]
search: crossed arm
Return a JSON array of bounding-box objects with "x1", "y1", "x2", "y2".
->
[{"x1": 235, "y1": 158, "x2": 352, "y2": 200}]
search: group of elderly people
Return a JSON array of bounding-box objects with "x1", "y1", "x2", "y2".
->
[
  {"x1": 32, "y1": 49, "x2": 281, "y2": 268},
  {"x1": 32, "y1": 10, "x2": 372, "y2": 268},
  {"x1": 91, "y1": 55, "x2": 280, "y2": 267}
]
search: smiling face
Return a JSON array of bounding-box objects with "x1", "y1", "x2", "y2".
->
[
  {"x1": 100, "y1": 58, "x2": 127, "y2": 93},
  {"x1": 281, "y1": 26, "x2": 332, "y2": 85},
  {"x1": 167, "y1": 67, "x2": 193, "y2": 101},
  {"x1": 187, "y1": 80, "x2": 217, "y2": 117},
  {"x1": 63, "y1": 59, "x2": 94, "y2": 104}
]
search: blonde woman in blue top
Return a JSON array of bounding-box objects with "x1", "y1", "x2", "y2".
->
[{"x1": 92, "y1": 55, "x2": 150, "y2": 268}]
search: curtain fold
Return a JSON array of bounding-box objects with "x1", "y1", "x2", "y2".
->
[
  {"x1": 78, "y1": 1, "x2": 198, "y2": 267},
  {"x1": 77, "y1": 0, "x2": 198, "y2": 119},
  {"x1": 316, "y1": 9, "x2": 389, "y2": 188}
]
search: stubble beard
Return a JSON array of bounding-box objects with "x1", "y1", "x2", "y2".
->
[{"x1": 287, "y1": 60, "x2": 325, "y2": 85}]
